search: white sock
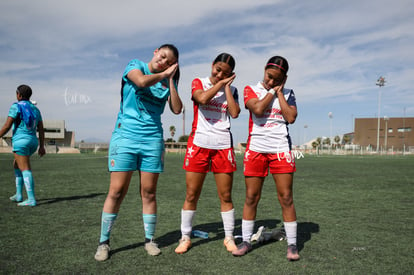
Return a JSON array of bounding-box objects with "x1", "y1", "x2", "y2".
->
[
  {"x1": 221, "y1": 208, "x2": 235, "y2": 238},
  {"x1": 242, "y1": 219, "x2": 255, "y2": 243},
  {"x1": 181, "y1": 209, "x2": 195, "y2": 238},
  {"x1": 284, "y1": 221, "x2": 297, "y2": 246}
]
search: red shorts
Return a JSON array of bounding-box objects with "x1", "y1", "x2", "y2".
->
[
  {"x1": 183, "y1": 140, "x2": 237, "y2": 173},
  {"x1": 243, "y1": 149, "x2": 296, "y2": 177}
]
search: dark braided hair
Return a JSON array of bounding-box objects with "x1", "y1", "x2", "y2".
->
[
  {"x1": 159, "y1": 44, "x2": 180, "y2": 85},
  {"x1": 265, "y1": 56, "x2": 289, "y2": 75},
  {"x1": 213, "y1": 53, "x2": 236, "y2": 71}
]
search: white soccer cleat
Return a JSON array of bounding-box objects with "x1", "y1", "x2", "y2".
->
[{"x1": 250, "y1": 226, "x2": 265, "y2": 242}]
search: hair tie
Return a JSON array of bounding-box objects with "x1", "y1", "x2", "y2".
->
[{"x1": 266, "y1": 63, "x2": 286, "y2": 72}]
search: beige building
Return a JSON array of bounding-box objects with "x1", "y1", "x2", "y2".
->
[
  {"x1": 353, "y1": 117, "x2": 413, "y2": 151},
  {"x1": 0, "y1": 118, "x2": 75, "y2": 152}
]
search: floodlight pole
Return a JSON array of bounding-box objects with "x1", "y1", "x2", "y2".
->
[
  {"x1": 328, "y1": 112, "x2": 333, "y2": 150},
  {"x1": 384, "y1": 116, "x2": 389, "y2": 152},
  {"x1": 304, "y1": 124, "x2": 308, "y2": 148},
  {"x1": 375, "y1": 77, "x2": 385, "y2": 153},
  {"x1": 182, "y1": 105, "x2": 185, "y2": 137}
]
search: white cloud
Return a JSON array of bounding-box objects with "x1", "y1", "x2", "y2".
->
[{"x1": 0, "y1": 0, "x2": 413, "y2": 145}]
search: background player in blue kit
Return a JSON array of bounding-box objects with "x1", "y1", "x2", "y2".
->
[
  {"x1": 0, "y1": 84, "x2": 46, "y2": 207},
  {"x1": 94, "y1": 44, "x2": 183, "y2": 261}
]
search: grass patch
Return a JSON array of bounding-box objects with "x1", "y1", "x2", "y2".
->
[{"x1": 0, "y1": 153, "x2": 413, "y2": 274}]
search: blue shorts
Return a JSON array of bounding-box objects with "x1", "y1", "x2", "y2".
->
[
  {"x1": 12, "y1": 137, "x2": 38, "y2": 156},
  {"x1": 108, "y1": 133, "x2": 165, "y2": 173}
]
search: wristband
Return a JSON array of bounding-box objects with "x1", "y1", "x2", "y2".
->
[{"x1": 268, "y1": 89, "x2": 276, "y2": 95}]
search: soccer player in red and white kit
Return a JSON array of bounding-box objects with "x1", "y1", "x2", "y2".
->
[
  {"x1": 232, "y1": 56, "x2": 300, "y2": 261},
  {"x1": 175, "y1": 53, "x2": 240, "y2": 254}
]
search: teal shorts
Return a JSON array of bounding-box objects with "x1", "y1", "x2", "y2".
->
[
  {"x1": 12, "y1": 137, "x2": 38, "y2": 156},
  {"x1": 108, "y1": 133, "x2": 165, "y2": 173}
]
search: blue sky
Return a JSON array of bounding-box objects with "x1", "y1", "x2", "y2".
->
[{"x1": 0, "y1": 0, "x2": 413, "y2": 145}]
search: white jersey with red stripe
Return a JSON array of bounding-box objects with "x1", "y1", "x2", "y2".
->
[
  {"x1": 191, "y1": 77, "x2": 239, "y2": 149},
  {"x1": 244, "y1": 81, "x2": 296, "y2": 153}
]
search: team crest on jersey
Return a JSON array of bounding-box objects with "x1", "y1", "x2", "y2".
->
[
  {"x1": 110, "y1": 159, "x2": 115, "y2": 167},
  {"x1": 187, "y1": 146, "x2": 195, "y2": 158},
  {"x1": 244, "y1": 150, "x2": 250, "y2": 161}
]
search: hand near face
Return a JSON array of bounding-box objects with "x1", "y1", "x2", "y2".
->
[
  {"x1": 220, "y1": 73, "x2": 236, "y2": 87},
  {"x1": 164, "y1": 63, "x2": 178, "y2": 79},
  {"x1": 272, "y1": 76, "x2": 287, "y2": 95}
]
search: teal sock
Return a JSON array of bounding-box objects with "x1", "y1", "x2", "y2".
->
[
  {"x1": 14, "y1": 169, "x2": 23, "y2": 200},
  {"x1": 143, "y1": 214, "x2": 157, "y2": 241},
  {"x1": 99, "y1": 212, "x2": 118, "y2": 243},
  {"x1": 22, "y1": 170, "x2": 35, "y2": 202}
]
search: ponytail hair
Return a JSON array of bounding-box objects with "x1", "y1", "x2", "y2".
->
[
  {"x1": 265, "y1": 56, "x2": 289, "y2": 75},
  {"x1": 159, "y1": 43, "x2": 180, "y2": 85},
  {"x1": 213, "y1": 53, "x2": 236, "y2": 71}
]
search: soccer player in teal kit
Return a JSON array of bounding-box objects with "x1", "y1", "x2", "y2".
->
[
  {"x1": 94, "y1": 44, "x2": 183, "y2": 261},
  {"x1": 0, "y1": 84, "x2": 45, "y2": 207}
]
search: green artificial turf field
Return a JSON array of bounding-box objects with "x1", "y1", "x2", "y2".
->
[{"x1": 0, "y1": 153, "x2": 413, "y2": 274}]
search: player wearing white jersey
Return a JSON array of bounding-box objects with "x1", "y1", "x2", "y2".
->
[
  {"x1": 191, "y1": 76, "x2": 238, "y2": 149},
  {"x1": 176, "y1": 53, "x2": 240, "y2": 254},
  {"x1": 232, "y1": 56, "x2": 300, "y2": 261},
  {"x1": 244, "y1": 81, "x2": 296, "y2": 153}
]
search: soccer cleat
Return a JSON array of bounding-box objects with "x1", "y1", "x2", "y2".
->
[
  {"x1": 9, "y1": 194, "x2": 23, "y2": 203},
  {"x1": 287, "y1": 244, "x2": 300, "y2": 261},
  {"x1": 223, "y1": 236, "x2": 237, "y2": 252},
  {"x1": 232, "y1": 241, "x2": 252, "y2": 257},
  {"x1": 259, "y1": 228, "x2": 286, "y2": 244},
  {"x1": 270, "y1": 228, "x2": 286, "y2": 242},
  {"x1": 17, "y1": 199, "x2": 36, "y2": 207},
  {"x1": 250, "y1": 226, "x2": 265, "y2": 242},
  {"x1": 251, "y1": 226, "x2": 286, "y2": 244},
  {"x1": 145, "y1": 240, "x2": 161, "y2": 256},
  {"x1": 175, "y1": 236, "x2": 191, "y2": 254},
  {"x1": 94, "y1": 244, "x2": 110, "y2": 261}
]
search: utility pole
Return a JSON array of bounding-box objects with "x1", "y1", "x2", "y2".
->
[
  {"x1": 182, "y1": 105, "x2": 185, "y2": 137},
  {"x1": 376, "y1": 76, "x2": 386, "y2": 153}
]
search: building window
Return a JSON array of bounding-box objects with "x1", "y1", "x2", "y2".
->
[
  {"x1": 398, "y1": 127, "x2": 412, "y2": 133},
  {"x1": 44, "y1": 128, "x2": 61, "y2": 133},
  {"x1": 388, "y1": 128, "x2": 393, "y2": 133}
]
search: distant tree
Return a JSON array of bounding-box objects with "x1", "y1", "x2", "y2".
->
[
  {"x1": 169, "y1": 125, "x2": 176, "y2": 138},
  {"x1": 334, "y1": 135, "x2": 341, "y2": 148},
  {"x1": 316, "y1": 137, "x2": 322, "y2": 146},
  {"x1": 343, "y1": 135, "x2": 351, "y2": 144},
  {"x1": 312, "y1": 141, "x2": 319, "y2": 149},
  {"x1": 165, "y1": 138, "x2": 175, "y2": 143},
  {"x1": 178, "y1": 135, "x2": 189, "y2": 142},
  {"x1": 323, "y1": 137, "x2": 331, "y2": 146}
]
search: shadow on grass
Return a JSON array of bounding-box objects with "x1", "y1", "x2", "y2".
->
[
  {"x1": 110, "y1": 242, "x2": 145, "y2": 256},
  {"x1": 36, "y1": 192, "x2": 105, "y2": 205},
  {"x1": 297, "y1": 222, "x2": 320, "y2": 251},
  {"x1": 110, "y1": 219, "x2": 319, "y2": 257},
  {"x1": 246, "y1": 220, "x2": 319, "y2": 252}
]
